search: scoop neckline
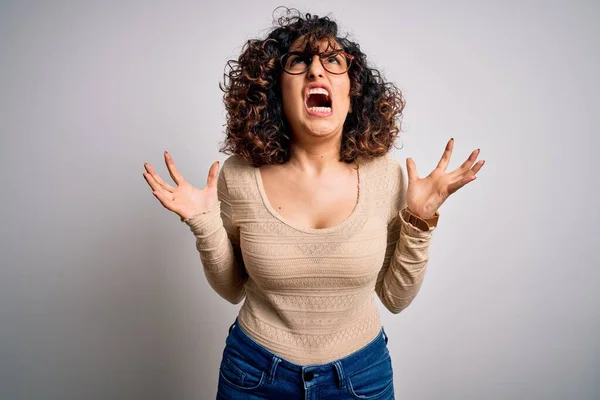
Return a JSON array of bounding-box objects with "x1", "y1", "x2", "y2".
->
[{"x1": 254, "y1": 161, "x2": 363, "y2": 235}]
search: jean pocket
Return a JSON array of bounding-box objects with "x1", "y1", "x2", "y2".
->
[
  {"x1": 347, "y1": 353, "x2": 394, "y2": 399},
  {"x1": 219, "y1": 349, "x2": 266, "y2": 391}
]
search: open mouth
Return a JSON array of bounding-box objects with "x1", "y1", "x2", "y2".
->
[{"x1": 305, "y1": 87, "x2": 333, "y2": 115}]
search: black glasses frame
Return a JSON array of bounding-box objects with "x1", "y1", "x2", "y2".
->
[{"x1": 280, "y1": 50, "x2": 355, "y2": 75}]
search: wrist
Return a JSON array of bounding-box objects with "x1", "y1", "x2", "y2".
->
[
  {"x1": 407, "y1": 207, "x2": 436, "y2": 220},
  {"x1": 402, "y1": 207, "x2": 439, "y2": 231}
]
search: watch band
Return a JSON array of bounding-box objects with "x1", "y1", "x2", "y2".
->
[{"x1": 401, "y1": 207, "x2": 439, "y2": 231}]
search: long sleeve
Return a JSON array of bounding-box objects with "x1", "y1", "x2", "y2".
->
[
  {"x1": 375, "y1": 157, "x2": 436, "y2": 314},
  {"x1": 182, "y1": 164, "x2": 247, "y2": 304}
]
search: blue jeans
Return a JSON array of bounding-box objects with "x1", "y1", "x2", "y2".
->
[{"x1": 216, "y1": 319, "x2": 395, "y2": 399}]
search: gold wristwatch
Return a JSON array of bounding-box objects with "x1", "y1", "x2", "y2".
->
[{"x1": 401, "y1": 207, "x2": 439, "y2": 232}]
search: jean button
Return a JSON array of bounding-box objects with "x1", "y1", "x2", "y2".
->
[{"x1": 304, "y1": 371, "x2": 314, "y2": 381}]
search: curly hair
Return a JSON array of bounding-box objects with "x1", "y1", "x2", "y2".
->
[{"x1": 218, "y1": 7, "x2": 405, "y2": 167}]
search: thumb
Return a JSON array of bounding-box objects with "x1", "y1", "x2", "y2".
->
[
  {"x1": 206, "y1": 161, "x2": 220, "y2": 188},
  {"x1": 406, "y1": 158, "x2": 418, "y2": 183}
]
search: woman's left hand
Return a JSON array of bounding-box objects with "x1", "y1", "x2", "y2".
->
[{"x1": 405, "y1": 138, "x2": 485, "y2": 219}]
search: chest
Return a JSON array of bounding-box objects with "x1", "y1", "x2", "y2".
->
[{"x1": 257, "y1": 164, "x2": 359, "y2": 231}]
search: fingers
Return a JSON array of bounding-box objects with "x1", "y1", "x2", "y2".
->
[
  {"x1": 144, "y1": 162, "x2": 176, "y2": 192},
  {"x1": 435, "y1": 138, "x2": 454, "y2": 171},
  {"x1": 164, "y1": 151, "x2": 186, "y2": 185},
  {"x1": 151, "y1": 187, "x2": 174, "y2": 210},
  {"x1": 143, "y1": 171, "x2": 174, "y2": 202},
  {"x1": 447, "y1": 174, "x2": 475, "y2": 195},
  {"x1": 455, "y1": 148, "x2": 481, "y2": 174},
  {"x1": 456, "y1": 155, "x2": 485, "y2": 184},
  {"x1": 447, "y1": 159, "x2": 485, "y2": 194},
  {"x1": 470, "y1": 159, "x2": 485, "y2": 176}
]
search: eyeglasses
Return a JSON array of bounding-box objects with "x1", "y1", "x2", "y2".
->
[{"x1": 280, "y1": 50, "x2": 354, "y2": 75}]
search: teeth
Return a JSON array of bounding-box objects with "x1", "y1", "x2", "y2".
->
[
  {"x1": 308, "y1": 87, "x2": 329, "y2": 96},
  {"x1": 308, "y1": 106, "x2": 331, "y2": 113}
]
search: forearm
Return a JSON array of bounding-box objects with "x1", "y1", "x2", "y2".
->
[
  {"x1": 184, "y1": 201, "x2": 247, "y2": 304},
  {"x1": 376, "y1": 210, "x2": 434, "y2": 314}
]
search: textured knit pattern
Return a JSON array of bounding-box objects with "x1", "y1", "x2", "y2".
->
[{"x1": 184, "y1": 153, "x2": 436, "y2": 365}]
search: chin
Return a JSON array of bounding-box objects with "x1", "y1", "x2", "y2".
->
[{"x1": 306, "y1": 121, "x2": 341, "y2": 136}]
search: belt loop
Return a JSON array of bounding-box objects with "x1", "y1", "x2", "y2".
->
[
  {"x1": 267, "y1": 356, "x2": 281, "y2": 384},
  {"x1": 333, "y1": 361, "x2": 346, "y2": 390}
]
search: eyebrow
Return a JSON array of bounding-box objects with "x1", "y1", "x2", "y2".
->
[
  {"x1": 289, "y1": 43, "x2": 343, "y2": 52},
  {"x1": 288, "y1": 49, "x2": 344, "y2": 54}
]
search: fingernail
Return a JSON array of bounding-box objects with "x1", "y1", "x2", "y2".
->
[{"x1": 450, "y1": 138, "x2": 454, "y2": 141}]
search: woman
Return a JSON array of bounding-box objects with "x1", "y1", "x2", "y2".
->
[{"x1": 143, "y1": 9, "x2": 484, "y2": 399}]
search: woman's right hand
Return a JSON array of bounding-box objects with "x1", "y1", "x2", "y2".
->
[{"x1": 143, "y1": 151, "x2": 220, "y2": 221}]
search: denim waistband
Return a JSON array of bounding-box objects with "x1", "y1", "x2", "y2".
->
[{"x1": 226, "y1": 318, "x2": 389, "y2": 389}]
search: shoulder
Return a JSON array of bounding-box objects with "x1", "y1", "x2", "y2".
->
[
  {"x1": 383, "y1": 152, "x2": 402, "y2": 174},
  {"x1": 217, "y1": 154, "x2": 256, "y2": 200},
  {"x1": 221, "y1": 154, "x2": 252, "y2": 169},
  {"x1": 359, "y1": 153, "x2": 406, "y2": 223},
  {"x1": 220, "y1": 154, "x2": 254, "y2": 179},
  {"x1": 361, "y1": 152, "x2": 405, "y2": 189},
  {"x1": 383, "y1": 153, "x2": 407, "y2": 199}
]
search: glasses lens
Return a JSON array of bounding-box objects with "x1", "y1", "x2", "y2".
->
[
  {"x1": 321, "y1": 52, "x2": 349, "y2": 74},
  {"x1": 283, "y1": 53, "x2": 309, "y2": 74},
  {"x1": 282, "y1": 52, "x2": 350, "y2": 74}
]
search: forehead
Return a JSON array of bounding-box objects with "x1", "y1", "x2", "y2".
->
[{"x1": 288, "y1": 36, "x2": 342, "y2": 53}]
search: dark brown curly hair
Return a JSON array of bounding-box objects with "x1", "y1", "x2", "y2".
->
[{"x1": 218, "y1": 7, "x2": 406, "y2": 167}]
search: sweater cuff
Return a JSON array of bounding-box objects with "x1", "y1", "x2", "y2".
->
[{"x1": 181, "y1": 201, "x2": 222, "y2": 236}]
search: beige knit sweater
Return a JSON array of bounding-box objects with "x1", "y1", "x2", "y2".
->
[{"x1": 183, "y1": 152, "x2": 436, "y2": 365}]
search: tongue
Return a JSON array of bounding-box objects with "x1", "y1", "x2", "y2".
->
[{"x1": 307, "y1": 94, "x2": 330, "y2": 108}]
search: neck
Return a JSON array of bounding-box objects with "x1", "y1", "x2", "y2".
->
[{"x1": 288, "y1": 127, "x2": 348, "y2": 170}]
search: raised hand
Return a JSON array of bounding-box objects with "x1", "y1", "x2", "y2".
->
[
  {"x1": 405, "y1": 138, "x2": 484, "y2": 219},
  {"x1": 143, "y1": 151, "x2": 220, "y2": 221}
]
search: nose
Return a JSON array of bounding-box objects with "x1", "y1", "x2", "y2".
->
[{"x1": 307, "y1": 54, "x2": 325, "y2": 78}]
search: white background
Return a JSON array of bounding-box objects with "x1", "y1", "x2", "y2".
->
[{"x1": 1, "y1": 0, "x2": 598, "y2": 398}]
